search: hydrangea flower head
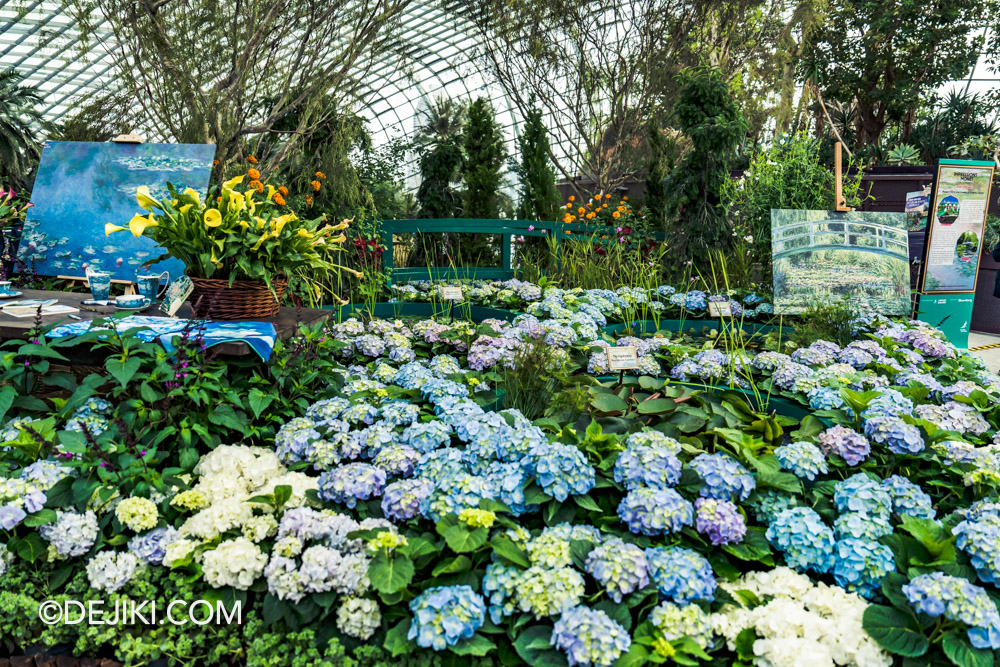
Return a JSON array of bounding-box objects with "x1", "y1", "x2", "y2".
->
[
  {"x1": 317, "y1": 463, "x2": 386, "y2": 508},
  {"x1": 833, "y1": 537, "x2": 896, "y2": 599},
  {"x1": 694, "y1": 497, "x2": 747, "y2": 545},
  {"x1": 584, "y1": 537, "x2": 649, "y2": 603},
  {"x1": 530, "y1": 442, "x2": 595, "y2": 502},
  {"x1": 613, "y1": 432, "x2": 683, "y2": 490},
  {"x1": 833, "y1": 473, "x2": 891, "y2": 517},
  {"x1": 765, "y1": 507, "x2": 835, "y2": 574},
  {"x1": 618, "y1": 487, "x2": 693, "y2": 536},
  {"x1": 644, "y1": 546, "x2": 716, "y2": 603},
  {"x1": 551, "y1": 605, "x2": 631, "y2": 667},
  {"x1": 408, "y1": 585, "x2": 486, "y2": 650},
  {"x1": 689, "y1": 453, "x2": 755, "y2": 501},
  {"x1": 818, "y1": 425, "x2": 871, "y2": 466},
  {"x1": 904, "y1": 572, "x2": 1000, "y2": 649},
  {"x1": 864, "y1": 416, "x2": 924, "y2": 455},
  {"x1": 649, "y1": 601, "x2": 713, "y2": 650},
  {"x1": 774, "y1": 441, "x2": 827, "y2": 481}
]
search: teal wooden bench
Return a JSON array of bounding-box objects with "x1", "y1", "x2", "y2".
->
[{"x1": 379, "y1": 218, "x2": 663, "y2": 284}]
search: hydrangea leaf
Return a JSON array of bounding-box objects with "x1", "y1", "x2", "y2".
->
[
  {"x1": 862, "y1": 604, "x2": 929, "y2": 657},
  {"x1": 942, "y1": 630, "x2": 993, "y2": 667}
]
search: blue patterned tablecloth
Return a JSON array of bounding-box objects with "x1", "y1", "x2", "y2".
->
[{"x1": 46, "y1": 316, "x2": 278, "y2": 361}]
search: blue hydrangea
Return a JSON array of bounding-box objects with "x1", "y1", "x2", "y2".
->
[
  {"x1": 317, "y1": 463, "x2": 386, "y2": 508},
  {"x1": 482, "y1": 561, "x2": 520, "y2": 623},
  {"x1": 408, "y1": 585, "x2": 486, "y2": 651},
  {"x1": 429, "y1": 354, "x2": 462, "y2": 376},
  {"x1": 340, "y1": 402, "x2": 380, "y2": 426},
  {"x1": 530, "y1": 442, "x2": 595, "y2": 502},
  {"x1": 394, "y1": 361, "x2": 434, "y2": 389},
  {"x1": 774, "y1": 441, "x2": 828, "y2": 481},
  {"x1": 833, "y1": 473, "x2": 892, "y2": 517},
  {"x1": 904, "y1": 572, "x2": 1000, "y2": 650},
  {"x1": 483, "y1": 461, "x2": 533, "y2": 515},
  {"x1": 694, "y1": 497, "x2": 746, "y2": 545},
  {"x1": 643, "y1": 546, "x2": 716, "y2": 603},
  {"x1": 771, "y1": 362, "x2": 815, "y2": 390},
  {"x1": 274, "y1": 417, "x2": 321, "y2": 464},
  {"x1": 954, "y1": 510, "x2": 1000, "y2": 585},
  {"x1": 422, "y1": 471, "x2": 497, "y2": 521},
  {"x1": 420, "y1": 378, "x2": 470, "y2": 405},
  {"x1": 882, "y1": 475, "x2": 936, "y2": 520},
  {"x1": 349, "y1": 422, "x2": 395, "y2": 459},
  {"x1": 618, "y1": 487, "x2": 693, "y2": 536},
  {"x1": 373, "y1": 444, "x2": 420, "y2": 478},
  {"x1": 748, "y1": 489, "x2": 800, "y2": 524},
  {"x1": 584, "y1": 537, "x2": 649, "y2": 603},
  {"x1": 305, "y1": 397, "x2": 351, "y2": 422},
  {"x1": 381, "y1": 478, "x2": 434, "y2": 521},
  {"x1": 834, "y1": 512, "x2": 893, "y2": 541},
  {"x1": 834, "y1": 538, "x2": 896, "y2": 600},
  {"x1": 613, "y1": 433, "x2": 683, "y2": 490},
  {"x1": 864, "y1": 416, "x2": 925, "y2": 455},
  {"x1": 808, "y1": 387, "x2": 847, "y2": 411},
  {"x1": 861, "y1": 390, "x2": 914, "y2": 420},
  {"x1": 551, "y1": 605, "x2": 631, "y2": 667},
  {"x1": 128, "y1": 526, "x2": 179, "y2": 565},
  {"x1": 379, "y1": 401, "x2": 421, "y2": 428},
  {"x1": 818, "y1": 425, "x2": 871, "y2": 466},
  {"x1": 400, "y1": 420, "x2": 452, "y2": 454},
  {"x1": 765, "y1": 507, "x2": 835, "y2": 574},
  {"x1": 689, "y1": 453, "x2": 755, "y2": 502}
]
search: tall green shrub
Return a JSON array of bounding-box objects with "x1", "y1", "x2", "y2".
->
[
  {"x1": 461, "y1": 97, "x2": 508, "y2": 218},
  {"x1": 644, "y1": 114, "x2": 673, "y2": 226},
  {"x1": 515, "y1": 106, "x2": 559, "y2": 221},
  {"x1": 416, "y1": 140, "x2": 462, "y2": 218},
  {"x1": 663, "y1": 68, "x2": 747, "y2": 266}
]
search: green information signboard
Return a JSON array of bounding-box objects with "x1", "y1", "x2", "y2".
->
[{"x1": 917, "y1": 294, "x2": 974, "y2": 349}]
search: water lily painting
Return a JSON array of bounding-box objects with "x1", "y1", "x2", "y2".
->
[{"x1": 17, "y1": 141, "x2": 215, "y2": 281}]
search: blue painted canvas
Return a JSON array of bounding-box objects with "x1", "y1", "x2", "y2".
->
[{"x1": 18, "y1": 141, "x2": 215, "y2": 281}]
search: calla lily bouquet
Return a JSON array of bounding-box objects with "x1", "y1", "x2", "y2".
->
[{"x1": 107, "y1": 175, "x2": 359, "y2": 303}]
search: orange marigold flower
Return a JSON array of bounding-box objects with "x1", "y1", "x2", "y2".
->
[
  {"x1": 568, "y1": 195, "x2": 575, "y2": 202},
  {"x1": 315, "y1": 171, "x2": 326, "y2": 179},
  {"x1": 305, "y1": 195, "x2": 313, "y2": 205},
  {"x1": 212, "y1": 159, "x2": 219, "y2": 166},
  {"x1": 216, "y1": 196, "x2": 222, "y2": 203},
  {"x1": 623, "y1": 196, "x2": 629, "y2": 201},
  {"x1": 565, "y1": 203, "x2": 572, "y2": 209},
  {"x1": 272, "y1": 193, "x2": 286, "y2": 206},
  {"x1": 247, "y1": 156, "x2": 258, "y2": 164},
  {"x1": 612, "y1": 211, "x2": 621, "y2": 218},
  {"x1": 594, "y1": 193, "x2": 602, "y2": 200},
  {"x1": 248, "y1": 168, "x2": 261, "y2": 180},
  {"x1": 603, "y1": 203, "x2": 608, "y2": 208},
  {"x1": 577, "y1": 207, "x2": 585, "y2": 215},
  {"x1": 278, "y1": 186, "x2": 289, "y2": 196},
  {"x1": 311, "y1": 180, "x2": 321, "y2": 192},
  {"x1": 250, "y1": 179, "x2": 264, "y2": 193}
]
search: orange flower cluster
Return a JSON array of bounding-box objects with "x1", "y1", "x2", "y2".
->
[
  {"x1": 314, "y1": 171, "x2": 326, "y2": 179},
  {"x1": 250, "y1": 180, "x2": 264, "y2": 194},
  {"x1": 560, "y1": 191, "x2": 634, "y2": 224},
  {"x1": 247, "y1": 155, "x2": 258, "y2": 164},
  {"x1": 305, "y1": 195, "x2": 314, "y2": 206},
  {"x1": 212, "y1": 159, "x2": 220, "y2": 167},
  {"x1": 310, "y1": 180, "x2": 321, "y2": 192},
  {"x1": 278, "y1": 186, "x2": 289, "y2": 196},
  {"x1": 272, "y1": 193, "x2": 286, "y2": 206},
  {"x1": 248, "y1": 168, "x2": 261, "y2": 181}
]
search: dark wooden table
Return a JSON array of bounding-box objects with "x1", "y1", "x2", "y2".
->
[{"x1": 0, "y1": 289, "x2": 332, "y2": 358}]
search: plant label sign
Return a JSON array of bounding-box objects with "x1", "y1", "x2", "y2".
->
[
  {"x1": 606, "y1": 346, "x2": 639, "y2": 371},
  {"x1": 441, "y1": 287, "x2": 464, "y2": 301},
  {"x1": 708, "y1": 301, "x2": 733, "y2": 317}
]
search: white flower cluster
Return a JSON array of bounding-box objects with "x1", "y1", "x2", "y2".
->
[
  {"x1": 86, "y1": 551, "x2": 140, "y2": 592},
  {"x1": 0, "y1": 543, "x2": 11, "y2": 577},
  {"x1": 711, "y1": 567, "x2": 891, "y2": 667},
  {"x1": 336, "y1": 597, "x2": 382, "y2": 639},
  {"x1": 201, "y1": 537, "x2": 269, "y2": 590},
  {"x1": 40, "y1": 510, "x2": 99, "y2": 558},
  {"x1": 165, "y1": 446, "x2": 317, "y2": 567}
]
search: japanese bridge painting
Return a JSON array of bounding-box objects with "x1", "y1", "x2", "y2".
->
[
  {"x1": 18, "y1": 141, "x2": 215, "y2": 282},
  {"x1": 770, "y1": 209, "x2": 910, "y2": 315}
]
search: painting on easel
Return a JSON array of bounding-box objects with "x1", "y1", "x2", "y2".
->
[{"x1": 18, "y1": 141, "x2": 215, "y2": 282}]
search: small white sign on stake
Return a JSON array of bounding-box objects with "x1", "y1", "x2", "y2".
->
[
  {"x1": 606, "y1": 346, "x2": 639, "y2": 371},
  {"x1": 441, "y1": 286, "x2": 464, "y2": 301},
  {"x1": 708, "y1": 301, "x2": 733, "y2": 318}
]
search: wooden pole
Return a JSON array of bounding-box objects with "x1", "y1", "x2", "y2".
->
[{"x1": 834, "y1": 142, "x2": 851, "y2": 212}]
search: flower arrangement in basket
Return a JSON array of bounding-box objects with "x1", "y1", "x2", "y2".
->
[{"x1": 106, "y1": 163, "x2": 357, "y2": 318}]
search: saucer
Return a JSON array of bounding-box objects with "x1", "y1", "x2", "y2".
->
[
  {"x1": 113, "y1": 298, "x2": 151, "y2": 311},
  {"x1": 0, "y1": 291, "x2": 23, "y2": 299}
]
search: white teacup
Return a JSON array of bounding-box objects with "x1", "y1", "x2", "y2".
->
[{"x1": 115, "y1": 294, "x2": 147, "y2": 308}]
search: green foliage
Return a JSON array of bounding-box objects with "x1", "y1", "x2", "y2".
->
[
  {"x1": 0, "y1": 69, "x2": 49, "y2": 187},
  {"x1": 356, "y1": 136, "x2": 416, "y2": 220},
  {"x1": 462, "y1": 97, "x2": 508, "y2": 219},
  {"x1": 644, "y1": 114, "x2": 674, "y2": 226},
  {"x1": 663, "y1": 68, "x2": 747, "y2": 267},
  {"x1": 514, "y1": 106, "x2": 559, "y2": 222},
  {"x1": 802, "y1": 0, "x2": 988, "y2": 150},
  {"x1": 501, "y1": 334, "x2": 570, "y2": 420},
  {"x1": 908, "y1": 90, "x2": 997, "y2": 164},
  {"x1": 417, "y1": 140, "x2": 462, "y2": 219},
  {"x1": 723, "y1": 132, "x2": 866, "y2": 277},
  {"x1": 787, "y1": 299, "x2": 859, "y2": 348}
]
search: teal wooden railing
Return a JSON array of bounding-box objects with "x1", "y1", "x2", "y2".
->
[{"x1": 379, "y1": 218, "x2": 665, "y2": 284}]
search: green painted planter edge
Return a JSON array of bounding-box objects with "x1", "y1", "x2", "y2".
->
[
  {"x1": 601, "y1": 319, "x2": 788, "y2": 336},
  {"x1": 323, "y1": 302, "x2": 520, "y2": 322}
]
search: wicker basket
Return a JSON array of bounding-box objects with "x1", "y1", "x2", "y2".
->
[{"x1": 188, "y1": 276, "x2": 287, "y2": 320}]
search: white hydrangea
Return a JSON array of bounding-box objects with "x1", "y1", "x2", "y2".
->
[
  {"x1": 40, "y1": 510, "x2": 99, "y2": 557},
  {"x1": 193, "y1": 446, "x2": 284, "y2": 504},
  {"x1": 242, "y1": 514, "x2": 279, "y2": 542},
  {"x1": 264, "y1": 554, "x2": 306, "y2": 602},
  {"x1": 711, "y1": 567, "x2": 891, "y2": 667},
  {"x1": 86, "y1": 551, "x2": 139, "y2": 592},
  {"x1": 115, "y1": 496, "x2": 159, "y2": 532},
  {"x1": 336, "y1": 597, "x2": 381, "y2": 639},
  {"x1": 162, "y1": 537, "x2": 201, "y2": 566},
  {"x1": 201, "y1": 538, "x2": 268, "y2": 590},
  {"x1": 254, "y1": 471, "x2": 318, "y2": 509},
  {"x1": 181, "y1": 497, "x2": 254, "y2": 540},
  {"x1": 299, "y1": 546, "x2": 370, "y2": 595}
]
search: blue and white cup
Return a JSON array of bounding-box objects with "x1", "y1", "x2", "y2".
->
[
  {"x1": 115, "y1": 294, "x2": 147, "y2": 308},
  {"x1": 0, "y1": 281, "x2": 11, "y2": 295},
  {"x1": 86, "y1": 269, "x2": 112, "y2": 301},
  {"x1": 136, "y1": 271, "x2": 169, "y2": 302}
]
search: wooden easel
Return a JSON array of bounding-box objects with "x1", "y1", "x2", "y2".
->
[
  {"x1": 58, "y1": 134, "x2": 146, "y2": 295},
  {"x1": 834, "y1": 142, "x2": 853, "y2": 212}
]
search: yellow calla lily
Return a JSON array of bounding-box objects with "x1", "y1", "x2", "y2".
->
[
  {"x1": 179, "y1": 204, "x2": 193, "y2": 215},
  {"x1": 128, "y1": 213, "x2": 159, "y2": 237},
  {"x1": 229, "y1": 191, "x2": 246, "y2": 212},
  {"x1": 331, "y1": 219, "x2": 351, "y2": 231},
  {"x1": 104, "y1": 223, "x2": 126, "y2": 235},
  {"x1": 273, "y1": 214, "x2": 296, "y2": 234},
  {"x1": 266, "y1": 185, "x2": 276, "y2": 202},
  {"x1": 210, "y1": 249, "x2": 222, "y2": 267},
  {"x1": 239, "y1": 219, "x2": 250, "y2": 229},
  {"x1": 136, "y1": 186, "x2": 160, "y2": 211},
  {"x1": 183, "y1": 187, "x2": 202, "y2": 204},
  {"x1": 222, "y1": 175, "x2": 245, "y2": 190},
  {"x1": 204, "y1": 209, "x2": 223, "y2": 227},
  {"x1": 296, "y1": 229, "x2": 314, "y2": 238},
  {"x1": 255, "y1": 217, "x2": 266, "y2": 230}
]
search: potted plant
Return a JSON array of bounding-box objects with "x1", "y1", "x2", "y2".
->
[{"x1": 107, "y1": 168, "x2": 357, "y2": 319}]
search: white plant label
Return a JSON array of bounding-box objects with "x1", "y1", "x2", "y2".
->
[{"x1": 606, "y1": 346, "x2": 639, "y2": 370}]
